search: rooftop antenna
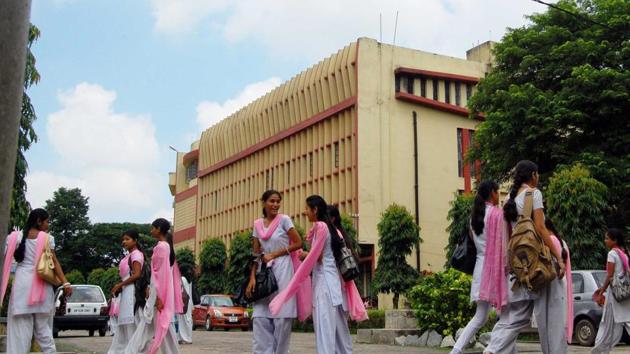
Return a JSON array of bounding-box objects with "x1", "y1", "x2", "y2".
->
[
  {"x1": 379, "y1": 13, "x2": 382, "y2": 42},
  {"x1": 393, "y1": 11, "x2": 399, "y2": 45}
]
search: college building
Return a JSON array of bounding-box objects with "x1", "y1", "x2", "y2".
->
[{"x1": 169, "y1": 37, "x2": 493, "y2": 304}]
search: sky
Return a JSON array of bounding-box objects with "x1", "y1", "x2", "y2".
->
[{"x1": 25, "y1": 0, "x2": 550, "y2": 223}]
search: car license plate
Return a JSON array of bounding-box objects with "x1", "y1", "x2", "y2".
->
[{"x1": 229, "y1": 316, "x2": 238, "y2": 323}]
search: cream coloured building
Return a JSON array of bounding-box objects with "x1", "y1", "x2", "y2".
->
[{"x1": 169, "y1": 37, "x2": 493, "y2": 302}]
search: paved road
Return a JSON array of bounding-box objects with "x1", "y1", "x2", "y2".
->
[{"x1": 53, "y1": 329, "x2": 629, "y2": 354}]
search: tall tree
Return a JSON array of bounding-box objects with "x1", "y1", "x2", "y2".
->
[
  {"x1": 45, "y1": 187, "x2": 91, "y2": 274},
  {"x1": 87, "y1": 223, "x2": 154, "y2": 271},
  {"x1": 198, "y1": 238, "x2": 227, "y2": 294},
  {"x1": 372, "y1": 204, "x2": 421, "y2": 309},
  {"x1": 9, "y1": 24, "x2": 41, "y2": 231},
  {"x1": 225, "y1": 231, "x2": 252, "y2": 295},
  {"x1": 175, "y1": 247, "x2": 196, "y2": 282},
  {"x1": 468, "y1": 0, "x2": 630, "y2": 226}
]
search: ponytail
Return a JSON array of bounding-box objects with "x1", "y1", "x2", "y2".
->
[
  {"x1": 15, "y1": 208, "x2": 49, "y2": 263},
  {"x1": 306, "y1": 195, "x2": 343, "y2": 260},
  {"x1": 327, "y1": 204, "x2": 359, "y2": 260},
  {"x1": 167, "y1": 232, "x2": 175, "y2": 266},
  {"x1": 471, "y1": 180, "x2": 499, "y2": 235},
  {"x1": 504, "y1": 160, "x2": 538, "y2": 223}
]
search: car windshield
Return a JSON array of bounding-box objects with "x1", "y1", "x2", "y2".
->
[
  {"x1": 67, "y1": 287, "x2": 104, "y2": 303},
  {"x1": 592, "y1": 271, "x2": 607, "y2": 288},
  {"x1": 211, "y1": 296, "x2": 234, "y2": 307}
]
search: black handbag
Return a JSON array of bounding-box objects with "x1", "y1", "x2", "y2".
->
[
  {"x1": 336, "y1": 245, "x2": 360, "y2": 281},
  {"x1": 245, "y1": 257, "x2": 278, "y2": 302},
  {"x1": 450, "y1": 222, "x2": 476, "y2": 274}
]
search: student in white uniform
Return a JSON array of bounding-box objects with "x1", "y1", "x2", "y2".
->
[
  {"x1": 177, "y1": 274, "x2": 193, "y2": 345},
  {"x1": 591, "y1": 228, "x2": 630, "y2": 354},
  {"x1": 484, "y1": 160, "x2": 567, "y2": 354},
  {"x1": 305, "y1": 195, "x2": 350, "y2": 354},
  {"x1": 246, "y1": 189, "x2": 302, "y2": 354},
  {"x1": 1, "y1": 208, "x2": 73, "y2": 354},
  {"x1": 107, "y1": 229, "x2": 145, "y2": 354},
  {"x1": 452, "y1": 181, "x2": 501, "y2": 354}
]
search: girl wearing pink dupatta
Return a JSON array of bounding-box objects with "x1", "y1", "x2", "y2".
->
[
  {"x1": 452, "y1": 181, "x2": 506, "y2": 354},
  {"x1": 1, "y1": 209, "x2": 73, "y2": 354},
  {"x1": 270, "y1": 195, "x2": 366, "y2": 354},
  {"x1": 126, "y1": 218, "x2": 183, "y2": 354},
  {"x1": 545, "y1": 219, "x2": 573, "y2": 344},
  {"x1": 246, "y1": 190, "x2": 304, "y2": 354}
]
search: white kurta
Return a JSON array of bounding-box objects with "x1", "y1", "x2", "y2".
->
[
  {"x1": 7, "y1": 236, "x2": 57, "y2": 354},
  {"x1": 469, "y1": 204, "x2": 489, "y2": 302},
  {"x1": 606, "y1": 250, "x2": 630, "y2": 323},
  {"x1": 176, "y1": 277, "x2": 193, "y2": 344}
]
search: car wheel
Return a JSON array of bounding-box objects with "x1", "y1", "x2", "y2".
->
[
  {"x1": 53, "y1": 328, "x2": 59, "y2": 338},
  {"x1": 99, "y1": 328, "x2": 107, "y2": 337},
  {"x1": 575, "y1": 318, "x2": 596, "y2": 346},
  {"x1": 205, "y1": 316, "x2": 212, "y2": 331},
  {"x1": 89, "y1": 329, "x2": 95, "y2": 337},
  {"x1": 622, "y1": 328, "x2": 630, "y2": 345}
]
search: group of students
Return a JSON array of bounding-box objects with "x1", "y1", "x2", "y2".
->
[
  {"x1": 451, "y1": 160, "x2": 630, "y2": 354},
  {"x1": 248, "y1": 191, "x2": 367, "y2": 354}
]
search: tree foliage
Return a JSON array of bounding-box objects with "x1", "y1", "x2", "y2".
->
[
  {"x1": 87, "y1": 267, "x2": 119, "y2": 296},
  {"x1": 546, "y1": 164, "x2": 609, "y2": 269},
  {"x1": 198, "y1": 238, "x2": 227, "y2": 294},
  {"x1": 445, "y1": 193, "x2": 475, "y2": 267},
  {"x1": 65, "y1": 270, "x2": 86, "y2": 285},
  {"x1": 372, "y1": 204, "x2": 421, "y2": 309},
  {"x1": 468, "y1": 0, "x2": 630, "y2": 226},
  {"x1": 226, "y1": 231, "x2": 253, "y2": 295},
  {"x1": 10, "y1": 24, "x2": 41, "y2": 231},
  {"x1": 45, "y1": 187, "x2": 92, "y2": 274},
  {"x1": 340, "y1": 214, "x2": 360, "y2": 255},
  {"x1": 86, "y1": 223, "x2": 154, "y2": 272},
  {"x1": 176, "y1": 247, "x2": 196, "y2": 283}
]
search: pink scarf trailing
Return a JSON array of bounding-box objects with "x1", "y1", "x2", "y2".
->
[
  {"x1": 269, "y1": 222, "x2": 368, "y2": 322},
  {"x1": 147, "y1": 241, "x2": 184, "y2": 354},
  {"x1": 336, "y1": 229, "x2": 368, "y2": 322},
  {"x1": 1, "y1": 231, "x2": 51, "y2": 306},
  {"x1": 478, "y1": 206, "x2": 509, "y2": 311},
  {"x1": 551, "y1": 235, "x2": 573, "y2": 342},
  {"x1": 612, "y1": 247, "x2": 630, "y2": 272},
  {"x1": 255, "y1": 214, "x2": 312, "y2": 321}
]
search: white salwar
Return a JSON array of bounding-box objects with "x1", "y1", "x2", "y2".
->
[
  {"x1": 591, "y1": 250, "x2": 630, "y2": 354},
  {"x1": 7, "y1": 236, "x2": 57, "y2": 354},
  {"x1": 126, "y1": 280, "x2": 180, "y2": 353},
  {"x1": 176, "y1": 277, "x2": 193, "y2": 344},
  {"x1": 107, "y1": 276, "x2": 139, "y2": 353},
  {"x1": 311, "y1": 228, "x2": 351, "y2": 354}
]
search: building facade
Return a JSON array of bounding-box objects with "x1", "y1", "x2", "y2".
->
[{"x1": 169, "y1": 38, "x2": 493, "y2": 303}]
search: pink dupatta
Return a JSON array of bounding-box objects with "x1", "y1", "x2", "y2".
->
[
  {"x1": 612, "y1": 247, "x2": 630, "y2": 272},
  {"x1": 478, "y1": 206, "x2": 509, "y2": 311},
  {"x1": 269, "y1": 222, "x2": 368, "y2": 322},
  {"x1": 1, "y1": 231, "x2": 51, "y2": 306},
  {"x1": 551, "y1": 235, "x2": 573, "y2": 342},
  {"x1": 254, "y1": 214, "x2": 311, "y2": 321},
  {"x1": 148, "y1": 241, "x2": 184, "y2": 354}
]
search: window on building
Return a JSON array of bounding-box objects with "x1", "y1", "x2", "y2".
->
[
  {"x1": 457, "y1": 128, "x2": 464, "y2": 177},
  {"x1": 185, "y1": 160, "x2": 198, "y2": 183},
  {"x1": 334, "y1": 142, "x2": 340, "y2": 168},
  {"x1": 455, "y1": 82, "x2": 461, "y2": 106},
  {"x1": 466, "y1": 83, "x2": 473, "y2": 101},
  {"x1": 287, "y1": 161, "x2": 291, "y2": 184},
  {"x1": 395, "y1": 76, "x2": 401, "y2": 93},
  {"x1": 420, "y1": 78, "x2": 427, "y2": 98},
  {"x1": 270, "y1": 168, "x2": 274, "y2": 189},
  {"x1": 445, "y1": 81, "x2": 451, "y2": 104},
  {"x1": 309, "y1": 153, "x2": 314, "y2": 177},
  {"x1": 265, "y1": 170, "x2": 270, "y2": 189},
  {"x1": 432, "y1": 79, "x2": 439, "y2": 100},
  {"x1": 406, "y1": 76, "x2": 414, "y2": 94}
]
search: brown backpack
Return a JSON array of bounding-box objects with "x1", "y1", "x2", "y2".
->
[{"x1": 507, "y1": 190, "x2": 556, "y2": 292}]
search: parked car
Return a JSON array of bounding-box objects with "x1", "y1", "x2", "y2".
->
[
  {"x1": 572, "y1": 270, "x2": 630, "y2": 346},
  {"x1": 192, "y1": 294, "x2": 250, "y2": 331},
  {"x1": 53, "y1": 285, "x2": 109, "y2": 338}
]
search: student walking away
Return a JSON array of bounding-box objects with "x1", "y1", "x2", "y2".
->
[
  {"x1": 246, "y1": 190, "x2": 306, "y2": 354},
  {"x1": 107, "y1": 229, "x2": 146, "y2": 354},
  {"x1": 327, "y1": 204, "x2": 368, "y2": 354},
  {"x1": 126, "y1": 218, "x2": 184, "y2": 354},
  {"x1": 0, "y1": 208, "x2": 74, "y2": 354},
  {"x1": 270, "y1": 195, "x2": 368, "y2": 354},
  {"x1": 484, "y1": 160, "x2": 567, "y2": 354},
  {"x1": 591, "y1": 228, "x2": 630, "y2": 354},
  {"x1": 176, "y1": 270, "x2": 193, "y2": 345},
  {"x1": 452, "y1": 181, "x2": 508, "y2": 354},
  {"x1": 544, "y1": 219, "x2": 573, "y2": 345}
]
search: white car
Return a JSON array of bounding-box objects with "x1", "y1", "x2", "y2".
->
[{"x1": 53, "y1": 285, "x2": 110, "y2": 338}]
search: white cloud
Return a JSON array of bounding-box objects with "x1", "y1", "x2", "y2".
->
[
  {"x1": 26, "y1": 83, "x2": 170, "y2": 222},
  {"x1": 152, "y1": 0, "x2": 545, "y2": 60},
  {"x1": 150, "y1": 0, "x2": 229, "y2": 33},
  {"x1": 196, "y1": 77, "x2": 282, "y2": 130}
]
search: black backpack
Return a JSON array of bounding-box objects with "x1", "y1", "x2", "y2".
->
[{"x1": 128, "y1": 255, "x2": 151, "y2": 313}]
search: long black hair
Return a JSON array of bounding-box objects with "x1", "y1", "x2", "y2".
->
[
  {"x1": 327, "y1": 204, "x2": 359, "y2": 260},
  {"x1": 15, "y1": 208, "x2": 49, "y2": 263},
  {"x1": 607, "y1": 228, "x2": 630, "y2": 258},
  {"x1": 261, "y1": 189, "x2": 282, "y2": 217},
  {"x1": 504, "y1": 160, "x2": 539, "y2": 223},
  {"x1": 471, "y1": 180, "x2": 499, "y2": 236},
  {"x1": 152, "y1": 218, "x2": 175, "y2": 266},
  {"x1": 306, "y1": 195, "x2": 343, "y2": 260},
  {"x1": 545, "y1": 218, "x2": 568, "y2": 262}
]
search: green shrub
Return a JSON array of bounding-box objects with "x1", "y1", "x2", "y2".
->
[
  {"x1": 226, "y1": 231, "x2": 252, "y2": 295},
  {"x1": 65, "y1": 270, "x2": 86, "y2": 284},
  {"x1": 87, "y1": 267, "x2": 119, "y2": 296},
  {"x1": 408, "y1": 268, "x2": 477, "y2": 336},
  {"x1": 445, "y1": 193, "x2": 474, "y2": 267},
  {"x1": 198, "y1": 238, "x2": 227, "y2": 294}
]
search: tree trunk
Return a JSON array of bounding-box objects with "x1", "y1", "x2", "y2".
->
[{"x1": 393, "y1": 293, "x2": 399, "y2": 309}]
